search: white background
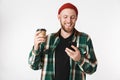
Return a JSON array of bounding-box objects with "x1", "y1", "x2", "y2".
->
[{"x1": 0, "y1": 0, "x2": 120, "y2": 80}]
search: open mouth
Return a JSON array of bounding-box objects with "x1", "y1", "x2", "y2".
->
[{"x1": 65, "y1": 23, "x2": 72, "y2": 27}]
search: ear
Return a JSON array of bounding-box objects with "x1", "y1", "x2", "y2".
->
[{"x1": 57, "y1": 14, "x2": 60, "y2": 20}]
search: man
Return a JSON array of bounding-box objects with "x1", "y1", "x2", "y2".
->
[{"x1": 28, "y1": 2, "x2": 97, "y2": 80}]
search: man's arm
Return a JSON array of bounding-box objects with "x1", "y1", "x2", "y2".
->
[
  {"x1": 77, "y1": 36, "x2": 97, "y2": 74},
  {"x1": 28, "y1": 44, "x2": 45, "y2": 70},
  {"x1": 28, "y1": 30, "x2": 46, "y2": 70}
]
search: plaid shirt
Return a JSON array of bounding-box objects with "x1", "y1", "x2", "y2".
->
[{"x1": 28, "y1": 29, "x2": 97, "y2": 80}]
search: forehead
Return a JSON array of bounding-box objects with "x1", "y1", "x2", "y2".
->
[{"x1": 60, "y1": 8, "x2": 77, "y2": 16}]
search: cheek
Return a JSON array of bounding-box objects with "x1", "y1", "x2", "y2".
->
[
  {"x1": 72, "y1": 20, "x2": 77, "y2": 23},
  {"x1": 60, "y1": 19, "x2": 65, "y2": 23}
]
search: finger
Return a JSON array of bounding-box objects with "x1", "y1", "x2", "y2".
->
[
  {"x1": 36, "y1": 36, "x2": 46, "y2": 39},
  {"x1": 65, "y1": 48, "x2": 72, "y2": 57},
  {"x1": 35, "y1": 31, "x2": 41, "y2": 36},
  {"x1": 65, "y1": 48, "x2": 75, "y2": 58},
  {"x1": 66, "y1": 47, "x2": 74, "y2": 53},
  {"x1": 37, "y1": 37, "x2": 45, "y2": 42},
  {"x1": 71, "y1": 45, "x2": 78, "y2": 51}
]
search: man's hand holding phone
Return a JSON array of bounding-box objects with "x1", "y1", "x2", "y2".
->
[{"x1": 65, "y1": 42, "x2": 81, "y2": 61}]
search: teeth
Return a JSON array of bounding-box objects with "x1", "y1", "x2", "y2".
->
[{"x1": 66, "y1": 23, "x2": 71, "y2": 27}]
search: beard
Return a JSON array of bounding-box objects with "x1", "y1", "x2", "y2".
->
[{"x1": 60, "y1": 21, "x2": 75, "y2": 33}]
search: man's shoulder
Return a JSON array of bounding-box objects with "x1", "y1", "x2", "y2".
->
[
  {"x1": 76, "y1": 30, "x2": 89, "y2": 38},
  {"x1": 80, "y1": 32, "x2": 89, "y2": 37},
  {"x1": 47, "y1": 33, "x2": 57, "y2": 37},
  {"x1": 46, "y1": 33, "x2": 59, "y2": 40}
]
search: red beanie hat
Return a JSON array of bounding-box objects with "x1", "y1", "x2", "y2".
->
[{"x1": 58, "y1": 3, "x2": 78, "y2": 16}]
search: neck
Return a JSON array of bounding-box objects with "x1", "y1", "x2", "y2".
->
[{"x1": 60, "y1": 29, "x2": 73, "y2": 39}]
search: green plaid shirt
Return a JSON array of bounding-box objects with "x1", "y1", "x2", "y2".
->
[{"x1": 28, "y1": 29, "x2": 97, "y2": 80}]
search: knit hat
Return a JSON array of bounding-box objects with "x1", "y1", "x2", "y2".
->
[{"x1": 58, "y1": 3, "x2": 78, "y2": 16}]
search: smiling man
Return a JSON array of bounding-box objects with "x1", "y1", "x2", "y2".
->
[{"x1": 28, "y1": 2, "x2": 97, "y2": 80}]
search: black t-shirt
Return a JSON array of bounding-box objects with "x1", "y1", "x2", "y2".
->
[{"x1": 55, "y1": 33, "x2": 74, "y2": 80}]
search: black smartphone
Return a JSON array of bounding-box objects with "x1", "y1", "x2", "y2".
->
[{"x1": 67, "y1": 42, "x2": 77, "y2": 51}]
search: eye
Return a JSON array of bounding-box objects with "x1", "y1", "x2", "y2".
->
[{"x1": 71, "y1": 16, "x2": 76, "y2": 19}]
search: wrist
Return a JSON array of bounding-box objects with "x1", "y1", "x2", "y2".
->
[
  {"x1": 34, "y1": 44, "x2": 39, "y2": 50},
  {"x1": 32, "y1": 46, "x2": 39, "y2": 55}
]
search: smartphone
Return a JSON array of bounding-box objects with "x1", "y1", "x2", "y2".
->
[{"x1": 67, "y1": 42, "x2": 77, "y2": 51}]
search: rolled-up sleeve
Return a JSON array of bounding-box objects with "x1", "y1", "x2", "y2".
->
[{"x1": 28, "y1": 44, "x2": 45, "y2": 70}]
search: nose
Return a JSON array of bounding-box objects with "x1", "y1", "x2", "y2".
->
[{"x1": 66, "y1": 17, "x2": 71, "y2": 23}]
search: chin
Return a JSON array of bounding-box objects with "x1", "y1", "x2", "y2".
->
[
  {"x1": 65, "y1": 28, "x2": 74, "y2": 33},
  {"x1": 61, "y1": 24, "x2": 74, "y2": 32}
]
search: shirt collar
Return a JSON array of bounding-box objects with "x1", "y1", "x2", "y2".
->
[{"x1": 54, "y1": 28, "x2": 80, "y2": 38}]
